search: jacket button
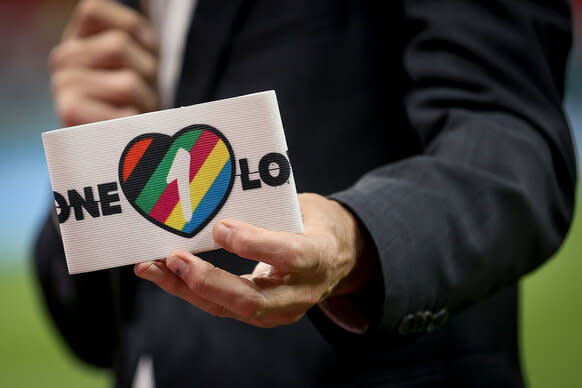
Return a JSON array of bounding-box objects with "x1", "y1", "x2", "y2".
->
[
  {"x1": 421, "y1": 311, "x2": 434, "y2": 332},
  {"x1": 413, "y1": 311, "x2": 427, "y2": 332},
  {"x1": 433, "y1": 309, "x2": 449, "y2": 328},
  {"x1": 398, "y1": 314, "x2": 415, "y2": 335}
]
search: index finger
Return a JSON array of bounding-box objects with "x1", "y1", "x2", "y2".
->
[
  {"x1": 63, "y1": 0, "x2": 157, "y2": 51},
  {"x1": 213, "y1": 220, "x2": 315, "y2": 272}
]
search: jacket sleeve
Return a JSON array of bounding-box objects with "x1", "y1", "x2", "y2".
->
[
  {"x1": 33, "y1": 0, "x2": 145, "y2": 368},
  {"x1": 34, "y1": 209, "x2": 119, "y2": 368},
  {"x1": 311, "y1": 0, "x2": 576, "y2": 342}
]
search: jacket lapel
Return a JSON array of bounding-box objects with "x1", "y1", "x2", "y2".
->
[{"x1": 175, "y1": 0, "x2": 247, "y2": 107}]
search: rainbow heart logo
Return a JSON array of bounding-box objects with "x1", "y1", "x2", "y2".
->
[{"x1": 119, "y1": 124, "x2": 235, "y2": 237}]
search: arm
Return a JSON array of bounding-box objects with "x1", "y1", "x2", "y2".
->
[
  {"x1": 134, "y1": 0, "x2": 576, "y2": 342},
  {"x1": 318, "y1": 0, "x2": 576, "y2": 338},
  {"x1": 34, "y1": 0, "x2": 159, "y2": 365}
]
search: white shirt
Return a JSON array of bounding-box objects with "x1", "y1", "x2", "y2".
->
[
  {"x1": 149, "y1": 0, "x2": 197, "y2": 108},
  {"x1": 132, "y1": 6, "x2": 197, "y2": 387}
]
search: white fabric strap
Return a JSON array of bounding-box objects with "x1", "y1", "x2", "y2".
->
[{"x1": 42, "y1": 91, "x2": 303, "y2": 274}]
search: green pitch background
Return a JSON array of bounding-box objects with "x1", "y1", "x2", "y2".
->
[{"x1": 0, "y1": 200, "x2": 580, "y2": 388}]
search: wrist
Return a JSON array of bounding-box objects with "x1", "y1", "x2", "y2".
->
[{"x1": 330, "y1": 200, "x2": 378, "y2": 296}]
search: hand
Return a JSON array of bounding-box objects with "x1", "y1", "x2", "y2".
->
[
  {"x1": 50, "y1": 0, "x2": 159, "y2": 127},
  {"x1": 135, "y1": 193, "x2": 377, "y2": 328}
]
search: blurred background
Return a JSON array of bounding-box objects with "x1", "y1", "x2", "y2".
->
[{"x1": 0, "y1": 1, "x2": 581, "y2": 387}]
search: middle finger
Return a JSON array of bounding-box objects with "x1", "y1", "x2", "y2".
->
[{"x1": 51, "y1": 30, "x2": 158, "y2": 82}]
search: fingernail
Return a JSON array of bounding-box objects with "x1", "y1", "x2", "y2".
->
[
  {"x1": 166, "y1": 256, "x2": 188, "y2": 276},
  {"x1": 139, "y1": 263, "x2": 164, "y2": 282},
  {"x1": 213, "y1": 223, "x2": 232, "y2": 245}
]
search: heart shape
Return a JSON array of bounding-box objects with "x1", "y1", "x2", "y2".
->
[{"x1": 119, "y1": 124, "x2": 235, "y2": 237}]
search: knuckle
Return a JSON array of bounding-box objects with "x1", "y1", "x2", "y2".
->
[
  {"x1": 124, "y1": 13, "x2": 142, "y2": 36},
  {"x1": 56, "y1": 92, "x2": 80, "y2": 127},
  {"x1": 143, "y1": 58, "x2": 158, "y2": 82},
  {"x1": 49, "y1": 45, "x2": 68, "y2": 70},
  {"x1": 144, "y1": 89, "x2": 159, "y2": 111},
  {"x1": 188, "y1": 274, "x2": 210, "y2": 294},
  {"x1": 117, "y1": 70, "x2": 140, "y2": 99},
  {"x1": 287, "y1": 239, "x2": 304, "y2": 259},
  {"x1": 51, "y1": 70, "x2": 79, "y2": 95},
  {"x1": 323, "y1": 234, "x2": 340, "y2": 257},
  {"x1": 120, "y1": 107, "x2": 140, "y2": 117},
  {"x1": 105, "y1": 30, "x2": 130, "y2": 58},
  {"x1": 311, "y1": 240, "x2": 331, "y2": 273},
  {"x1": 76, "y1": 0, "x2": 99, "y2": 23},
  {"x1": 50, "y1": 72, "x2": 66, "y2": 94},
  {"x1": 157, "y1": 272, "x2": 178, "y2": 291},
  {"x1": 283, "y1": 240, "x2": 304, "y2": 268},
  {"x1": 240, "y1": 293, "x2": 265, "y2": 319},
  {"x1": 48, "y1": 47, "x2": 60, "y2": 69},
  {"x1": 187, "y1": 263, "x2": 215, "y2": 294},
  {"x1": 312, "y1": 261, "x2": 332, "y2": 284},
  {"x1": 296, "y1": 289, "x2": 318, "y2": 307}
]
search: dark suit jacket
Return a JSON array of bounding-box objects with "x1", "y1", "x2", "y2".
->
[{"x1": 35, "y1": 1, "x2": 576, "y2": 387}]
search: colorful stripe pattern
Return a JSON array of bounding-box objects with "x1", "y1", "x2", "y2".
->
[{"x1": 119, "y1": 125, "x2": 235, "y2": 237}]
